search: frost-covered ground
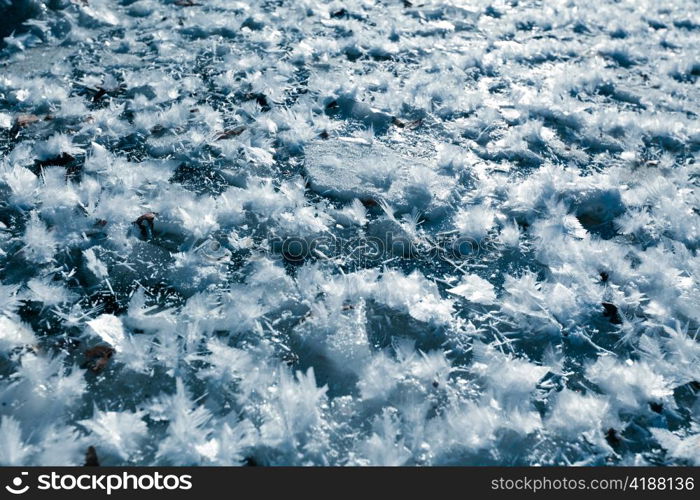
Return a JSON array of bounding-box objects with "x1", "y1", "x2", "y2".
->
[{"x1": 0, "y1": 0, "x2": 699, "y2": 466}]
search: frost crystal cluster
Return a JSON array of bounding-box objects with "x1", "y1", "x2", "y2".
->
[{"x1": 0, "y1": 0, "x2": 699, "y2": 466}]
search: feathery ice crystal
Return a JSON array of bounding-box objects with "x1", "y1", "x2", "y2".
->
[{"x1": 0, "y1": 0, "x2": 699, "y2": 466}]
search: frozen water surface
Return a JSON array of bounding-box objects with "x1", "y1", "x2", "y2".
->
[
  {"x1": 305, "y1": 138, "x2": 456, "y2": 218},
  {"x1": 0, "y1": 0, "x2": 699, "y2": 466}
]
